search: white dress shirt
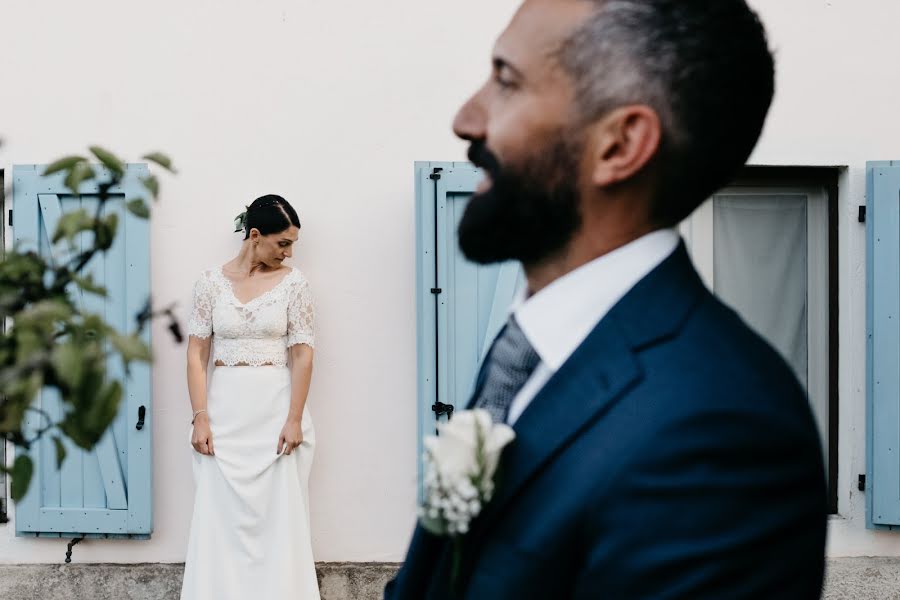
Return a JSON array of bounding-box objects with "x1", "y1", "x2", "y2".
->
[{"x1": 505, "y1": 229, "x2": 680, "y2": 425}]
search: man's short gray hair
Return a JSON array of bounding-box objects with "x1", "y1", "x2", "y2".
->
[{"x1": 559, "y1": 0, "x2": 775, "y2": 225}]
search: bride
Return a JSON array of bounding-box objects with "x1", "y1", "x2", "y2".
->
[{"x1": 181, "y1": 194, "x2": 320, "y2": 599}]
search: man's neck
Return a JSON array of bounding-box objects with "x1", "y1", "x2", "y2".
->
[{"x1": 523, "y1": 222, "x2": 661, "y2": 297}]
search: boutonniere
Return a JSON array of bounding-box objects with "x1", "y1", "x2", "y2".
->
[{"x1": 418, "y1": 409, "x2": 515, "y2": 591}]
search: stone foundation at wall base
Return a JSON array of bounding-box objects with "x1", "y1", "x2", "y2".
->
[
  {"x1": 0, "y1": 559, "x2": 890, "y2": 599},
  {"x1": 0, "y1": 563, "x2": 400, "y2": 600}
]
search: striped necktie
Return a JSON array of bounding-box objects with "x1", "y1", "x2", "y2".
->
[{"x1": 473, "y1": 316, "x2": 541, "y2": 424}]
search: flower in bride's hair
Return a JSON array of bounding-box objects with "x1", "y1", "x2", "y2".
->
[
  {"x1": 419, "y1": 409, "x2": 515, "y2": 538},
  {"x1": 233, "y1": 211, "x2": 247, "y2": 233}
]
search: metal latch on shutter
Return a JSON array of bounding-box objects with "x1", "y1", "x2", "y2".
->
[{"x1": 431, "y1": 402, "x2": 454, "y2": 431}]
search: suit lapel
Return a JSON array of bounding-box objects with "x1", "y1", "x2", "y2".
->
[
  {"x1": 465, "y1": 315, "x2": 642, "y2": 545},
  {"x1": 464, "y1": 243, "x2": 706, "y2": 545}
]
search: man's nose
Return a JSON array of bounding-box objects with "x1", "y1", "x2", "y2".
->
[{"x1": 453, "y1": 86, "x2": 487, "y2": 143}]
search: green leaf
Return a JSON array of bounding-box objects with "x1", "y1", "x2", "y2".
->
[
  {"x1": 72, "y1": 365, "x2": 104, "y2": 412},
  {"x1": 71, "y1": 273, "x2": 107, "y2": 297},
  {"x1": 32, "y1": 298, "x2": 74, "y2": 319},
  {"x1": 13, "y1": 329, "x2": 44, "y2": 364},
  {"x1": 57, "y1": 420, "x2": 90, "y2": 450},
  {"x1": 142, "y1": 152, "x2": 176, "y2": 174},
  {"x1": 0, "y1": 251, "x2": 48, "y2": 314},
  {"x1": 52, "y1": 436, "x2": 67, "y2": 469},
  {"x1": 64, "y1": 162, "x2": 96, "y2": 195},
  {"x1": 43, "y1": 156, "x2": 87, "y2": 176},
  {"x1": 80, "y1": 314, "x2": 112, "y2": 342},
  {"x1": 58, "y1": 368, "x2": 111, "y2": 449},
  {"x1": 51, "y1": 342, "x2": 85, "y2": 389},
  {"x1": 111, "y1": 333, "x2": 152, "y2": 363},
  {"x1": 141, "y1": 175, "x2": 159, "y2": 199},
  {"x1": 1, "y1": 373, "x2": 44, "y2": 416},
  {"x1": 86, "y1": 381, "x2": 122, "y2": 436},
  {"x1": 95, "y1": 213, "x2": 118, "y2": 251},
  {"x1": 15, "y1": 300, "x2": 74, "y2": 336},
  {"x1": 0, "y1": 395, "x2": 27, "y2": 433},
  {"x1": 52, "y1": 208, "x2": 94, "y2": 244},
  {"x1": 105, "y1": 212, "x2": 119, "y2": 232},
  {"x1": 10, "y1": 454, "x2": 33, "y2": 502},
  {"x1": 89, "y1": 146, "x2": 125, "y2": 177},
  {"x1": 126, "y1": 198, "x2": 150, "y2": 219}
]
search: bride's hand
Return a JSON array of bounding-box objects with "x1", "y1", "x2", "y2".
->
[
  {"x1": 278, "y1": 420, "x2": 303, "y2": 455},
  {"x1": 191, "y1": 414, "x2": 215, "y2": 456}
]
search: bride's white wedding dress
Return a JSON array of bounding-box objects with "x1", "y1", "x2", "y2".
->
[{"x1": 181, "y1": 267, "x2": 320, "y2": 600}]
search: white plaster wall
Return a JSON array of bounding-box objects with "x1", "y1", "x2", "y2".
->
[
  {"x1": 0, "y1": 0, "x2": 521, "y2": 563},
  {"x1": 0, "y1": 0, "x2": 897, "y2": 564}
]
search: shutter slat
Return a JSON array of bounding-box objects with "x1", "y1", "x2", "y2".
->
[
  {"x1": 12, "y1": 166, "x2": 43, "y2": 534},
  {"x1": 106, "y1": 198, "x2": 130, "y2": 484},
  {"x1": 124, "y1": 164, "x2": 153, "y2": 533}
]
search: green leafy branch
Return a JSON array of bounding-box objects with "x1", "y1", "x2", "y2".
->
[{"x1": 0, "y1": 147, "x2": 179, "y2": 501}]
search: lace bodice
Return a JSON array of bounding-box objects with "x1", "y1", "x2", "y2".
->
[{"x1": 187, "y1": 267, "x2": 315, "y2": 367}]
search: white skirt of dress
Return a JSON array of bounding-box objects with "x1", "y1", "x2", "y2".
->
[{"x1": 181, "y1": 366, "x2": 319, "y2": 600}]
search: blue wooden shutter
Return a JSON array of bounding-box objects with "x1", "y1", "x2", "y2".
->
[
  {"x1": 12, "y1": 164, "x2": 153, "y2": 539},
  {"x1": 415, "y1": 162, "x2": 524, "y2": 489},
  {"x1": 866, "y1": 162, "x2": 900, "y2": 529}
]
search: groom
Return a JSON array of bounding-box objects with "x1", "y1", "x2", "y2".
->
[{"x1": 387, "y1": 0, "x2": 827, "y2": 598}]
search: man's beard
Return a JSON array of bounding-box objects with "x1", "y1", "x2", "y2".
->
[{"x1": 458, "y1": 138, "x2": 583, "y2": 268}]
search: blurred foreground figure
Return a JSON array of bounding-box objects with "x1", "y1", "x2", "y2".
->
[{"x1": 387, "y1": 0, "x2": 826, "y2": 598}]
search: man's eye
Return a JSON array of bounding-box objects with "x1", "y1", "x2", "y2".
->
[{"x1": 494, "y1": 72, "x2": 515, "y2": 89}]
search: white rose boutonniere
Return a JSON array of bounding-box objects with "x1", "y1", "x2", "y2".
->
[
  {"x1": 419, "y1": 409, "x2": 515, "y2": 535},
  {"x1": 418, "y1": 409, "x2": 516, "y2": 587}
]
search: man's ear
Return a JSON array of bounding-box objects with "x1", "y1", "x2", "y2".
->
[{"x1": 587, "y1": 105, "x2": 662, "y2": 187}]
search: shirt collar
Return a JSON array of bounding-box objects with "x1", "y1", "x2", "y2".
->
[{"x1": 513, "y1": 228, "x2": 680, "y2": 371}]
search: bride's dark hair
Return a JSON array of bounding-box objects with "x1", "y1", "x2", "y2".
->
[{"x1": 236, "y1": 195, "x2": 301, "y2": 239}]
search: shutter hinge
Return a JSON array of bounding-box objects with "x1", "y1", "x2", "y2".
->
[
  {"x1": 858, "y1": 474, "x2": 866, "y2": 492},
  {"x1": 429, "y1": 167, "x2": 443, "y2": 181},
  {"x1": 430, "y1": 288, "x2": 442, "y2": 295},
  {"x1": 7, "y1": 209, "x2": 12, "y2": 227},
  {"x1": 858, "y1": 206, "x2": 866, "y2": 223}
]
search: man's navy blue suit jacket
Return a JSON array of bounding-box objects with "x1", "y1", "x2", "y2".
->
[{"x1": 386, "y1": 244, "x2": 827, "y2": 599}]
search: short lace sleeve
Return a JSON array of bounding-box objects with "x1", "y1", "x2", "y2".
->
[
  {"x1": 187, "y1": 271, "x2": 215, "y2": 339},
  {"x1": 286, "y1": 274, "x2": 315, "y2": 348}
]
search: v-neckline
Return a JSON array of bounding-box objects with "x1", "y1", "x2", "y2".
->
[{"x1": 218, "y1": 266, "x2": 294, "y2": 307}]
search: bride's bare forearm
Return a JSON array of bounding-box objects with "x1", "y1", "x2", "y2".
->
[{"x1": 186, "y1": 337, "x2": 212, "y2": 413}]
